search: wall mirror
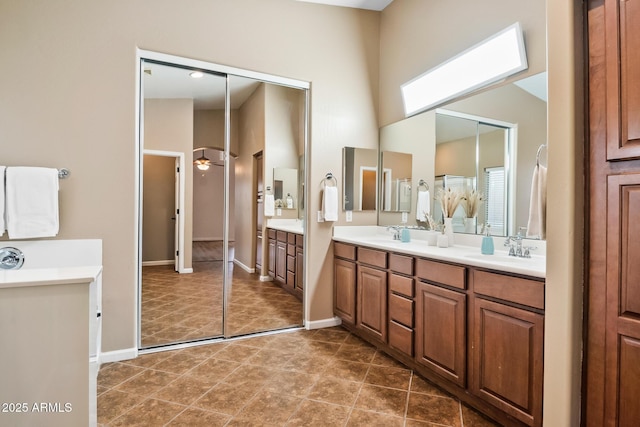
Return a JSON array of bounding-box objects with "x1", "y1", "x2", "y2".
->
[
  {"x1": 378, "y1": 71, "x2": 547, "y2": 239},
  {"x1": 380, "y1": 151, "x2": 413, "y2": 212},
  {"x1": 343, "y1": 147, "x2": 377, "y2": 211},
  {"x1": 273, "y1": 167, "x2": 298, "y2": 209}
]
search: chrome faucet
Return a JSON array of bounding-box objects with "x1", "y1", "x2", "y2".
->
[
  {"x1": 0, "y1": 247, "x2": 25, "y2": 270},
  {"x1": 386, "y1": 225, "x2": 402, "y2": 240},
  {"x1": 504, "y1": 227, "x2": 535, "y2": 258}
]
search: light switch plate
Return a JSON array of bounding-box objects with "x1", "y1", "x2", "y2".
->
[
  {"x1": 346, "y1": 210, "x2": 353, "y2": 222},
  {"x1": 401, "y1": 212, "x2": 408, "y2": 223},
  {"x1": 317, "y1": 210, "x2": 324, "y2": 222},
  {"x1": 277, "y1": 208, "x2": 282, "y2": 216}
]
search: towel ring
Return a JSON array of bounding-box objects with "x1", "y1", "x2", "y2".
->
[
  {"x1": 58, "y1": 168, "x2": 71, "y2": 179},
  {"x1": 418, "y1": 179, "x2": 429, "y2": 191},
  {"x1": 323, "y1": 172, "x2": 338, "y2": 187}
]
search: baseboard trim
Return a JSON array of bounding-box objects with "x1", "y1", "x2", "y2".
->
[
  {"x1": 179, "y1": 268, "x2": 193, "y2": 274},
  {"x1": 100, "y1": 347, "x2": 138, "y2": 363},
  {"x1": 233, "y1": 259, "x2": 255, "y2": 273},
  {"x1": 142, "y1": 260, "x2": 174, "y2": 267},
  {"x1": 306, "y1": 317, "x2": 342, "y2": 330},
  {"x1": 259, "y1": 275, "x2": 273, "y2": 282}
]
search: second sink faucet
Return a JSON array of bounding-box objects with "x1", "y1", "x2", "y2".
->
[{"x1": 504, "y1": 227, "x2": 535, "y2": 258}]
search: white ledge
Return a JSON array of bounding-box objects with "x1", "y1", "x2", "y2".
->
[
  {"x1": 0, "y1": 266, "x2": 103, "y2": 289},
  {"x1": 267, "y1": 219, "x2": 304, "y2": 235}
]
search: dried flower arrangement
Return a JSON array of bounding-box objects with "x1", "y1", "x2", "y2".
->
[
  {"x1": 462, "y1": 188, "x2": 483, "y2": 218},
  {"x1": 423, "y1": 213, "x2": 437, "y2": 230},
  {"x1": 435, "y1": 187, "x2": 463, "y2": 218}
]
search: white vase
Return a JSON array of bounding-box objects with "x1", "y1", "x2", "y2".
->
[
  {"x1": 464, "y1": 217, "x2": 476, "y2": 234},
  {"x1": 443, "y1": 217, "x2": 454, "y2": 246}
]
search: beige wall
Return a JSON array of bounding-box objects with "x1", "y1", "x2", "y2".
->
[
  {"x1": 193, "y1": 109, "x2": 240, "y2": 156},
  {"x1": 0, "y1": 0, "x2": 380, "y2": 352}
]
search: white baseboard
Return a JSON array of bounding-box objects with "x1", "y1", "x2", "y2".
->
[
  {"x1": 142, "y1": 260, "x2": 174, "y2": 267},
  {"x1": 100, "y1": 347, "x2": 138, "y2": 363},
  {"x1": 306, "y1": 317, "x2": 342, "y2": 330},
  {"x1": 233, "y1": 259, "x2": 255, "y2": 273},
  {"x1": 259, "y1": 275, "x2": 273, "y2": 282},
  {"x1": 179, "y1": 268, "x2": 193, "y2": 274}
]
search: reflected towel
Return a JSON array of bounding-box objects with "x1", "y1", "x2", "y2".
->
[
  {"x1": 0, "y1": 166, "x2": 5, "y2": 236},
  {"x1": 526, "y1": 164, "x2": 547, "y2": 239},
  {"x1": 6, "y1": 167, "x2": 60, "y2": 239},
  {"x1": 416, "y1": 190, "x2": 430, "y2": 222},
  {"x1": 323, "y1": 186, "x2": 339, "y2": 222},
  {"x1": 264, "y1": 194, "x2": 275, "y2": 217}
]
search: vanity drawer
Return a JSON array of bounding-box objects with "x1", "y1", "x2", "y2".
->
[
  {"x1": 389, "y1": 293, "x2": 413, "y2": 327},
  {"x1": 334, "y1": 242, "x2": 356, "y2": 261},
  {"x1": 296, "y1": 234, "x2": 304, "y2": 247},
  {"x1": 277, "y1": 230, "x2": 288, "y2": 242},
  {"x1": 288, "y1": 233, "x2": 297, "y2": 245},
  {"x1": 389, "y1": 273, "x2": 414, "y2": 298},
  {"x1": 358, "y1": 247, "x2": 387, "y2": 269},
  {"x1": 389, "y1": 253, "x2": 414, "y2": 275},
  {"x1": 416, "y1": 258, "x2": 466, "y2": 290},
  {"x1": 268, "y1": 229, "x2": 276, "y2": 240},
  {"x1": 388, "y1": 321, "x2": 413, "y2": 357},
  {"x1": 473, "y1": 270, "x2": 545, "y2": 310},
  {"x1": 288, "y1": 243, "x2": 296, "y2": 256}
]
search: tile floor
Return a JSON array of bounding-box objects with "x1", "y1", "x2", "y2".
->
[
  {"x1": 141, "y1": 261, "x2": 303, "y2": 347},
  {"x1": 99, "y1": 327, "x2": 499, "y2": 426}
]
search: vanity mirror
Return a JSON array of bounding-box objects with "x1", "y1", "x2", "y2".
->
[
  {"x1": 273, "y1": 167, "x2": 298, "y2": 209},
  {"x1": 343, "y1": 147, "x2": 377, "y2": 211},
  {"x1": 379, "y1": 72, "x2": 547, "y2": 238}
]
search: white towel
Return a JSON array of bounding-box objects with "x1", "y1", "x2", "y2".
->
[
  {"x1": 0, "y1": 166, "x2": 5, "y2": 236},
  {"x1": 264, "y1": 194, "x2": 275, "y2": 217},
  {"x1": 416, "y1": 190, "x2": 430, "y2": 222},
  {"x1": 526, "y1": 164, "x2": 547, "y2": 239},
  {"x1": 323, "y1": 186, "x2": 339, "y2": 222},
  {"x1": 6, "y1": 167, "x2": 59, "y2": 239}
]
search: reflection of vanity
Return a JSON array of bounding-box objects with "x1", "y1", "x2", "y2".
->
[
  {"x1": 332, "y1": 227, "x2": 544, "y2": 427},
  {"x1": 266, "y1": 219, "x2": 303, "y2": 300}
]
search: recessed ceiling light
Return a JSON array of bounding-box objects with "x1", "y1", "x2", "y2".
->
[{"x1": 190, "y1": 71, "x2": 204, "y2": 79}]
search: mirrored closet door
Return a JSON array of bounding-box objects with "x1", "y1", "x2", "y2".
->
[{"x1": 138, "y1": 56, "x2": 307, "y2": 349}]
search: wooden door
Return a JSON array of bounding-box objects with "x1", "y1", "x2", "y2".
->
[
  {"x1": 471, "y1": 298, "x2": 543, "y2": 427},
  {"x1": 356, "y1": 265, "x2": 387, "y2": 342},
  {"x1": 255, "y1": 152, "x2": 263, "y2": 271},
  {"x1": 415, "y1": 281, "x2": 466, "y2": 387},
  {"x1": 586, "y1": 1, "x2": 640, "y2": 425}
]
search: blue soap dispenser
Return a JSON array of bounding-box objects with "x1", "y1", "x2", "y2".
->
[{"x1": 481, "y1": 224, "x2": 494, "y2": 255}]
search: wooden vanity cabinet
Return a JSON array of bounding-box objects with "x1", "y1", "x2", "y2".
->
[
  {"x1": 267, "y1": 228, "x2": 304, "y2": 300},
  {"x1": 333, "y1": 241, "x2": 545, "y2": 427},
  {"x1": 414, "y1": 259, "x2": 467, "y2": 388},
  {"x1": 470, "y1": 270, "x2": 544, "y2": 427}
]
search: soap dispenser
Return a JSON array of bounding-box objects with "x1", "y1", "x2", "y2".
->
[
  {"x1": 481, "y1": 224, "x2": 494, "y2": 255},
  {"x1": 286, "y1": 193, "x2": 293, "y2": 209}
]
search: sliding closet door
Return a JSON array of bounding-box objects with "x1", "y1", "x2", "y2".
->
[
  {"x1": 225, "y1": 75, "x2": 305, "y2": 337},
  {"x1": 140, "y1": 60, "x2": 226, "y2": 348}
]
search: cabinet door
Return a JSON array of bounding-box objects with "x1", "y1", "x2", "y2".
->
[
  {"x1": 275, "y1": 241, "x2": 287, "y2": 283},
  {"x1": 604, "y1": 0, "x2": 640, "y2": 160},
  {"x1": 357, "y1": 265, "x2": 387, "y2": 343},
  {"x1": 415, "y1": 281, "x2": 466, "y2": 387},
  {"x1": 334, "y1": 258, "x2": 356, "y2": 325},
  {"x1": 295, "y1": 246, "x2": 304, "y2": 292},
  {"x1": 471, "y1": 298, "x2": 543, "y2": 427},
  {"x1": 268, "y1": 238, "x2": 276, "y2": 277}
]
